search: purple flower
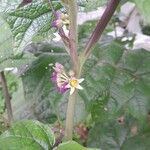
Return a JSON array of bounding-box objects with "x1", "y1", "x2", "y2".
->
[
  {"x1": 51, "y1": 11, "x2": 69, "y2": 29},
  {"x1": 51, "y1": 63, "x2": 69, "y2": 94},
  {"x1": 52, "y1": 19, "x2": 63, "y2": 28},
  {"x1": 54, "y1": 11, "x2": 61, "y2": 19},
  {"x1": 57, "y1": 82, "x2": 69, "y2": 94},
  {"x1": 51, "y1": 71, "x2": 57, "y2": 83},
  {"x1": 51, "y1": 63, "x2": 84, "y2": 95}
]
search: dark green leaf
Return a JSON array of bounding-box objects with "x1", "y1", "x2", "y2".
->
[
  {"x1": 87, "y1": 115, "x2": 140, "y2": 150},
  {"x1": 0, "y1": 120, "x2": 55, "y2": 150},
  {"x1": 81, "y1": 41, "x2": 150, "y2": 122},
  {"x1": 121, "y1": 133, "x2": 150, "y2": 150}
]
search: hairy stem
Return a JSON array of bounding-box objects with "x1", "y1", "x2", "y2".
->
[
  {"x1": 64, "y1": 0, "x2": 78, "y2": 140},
  {"x1": 0, "y1": 71, "x2": 13, "y2": 124},
  {"x1": 68, "y1": 0, "x2": 79, "y2": 73},
  {"x1": 83, "y1": 0, "x2": 121, "y2": 58},
  {"x1": 64, "y1": 0, "x2": 121, "y2": 141},
  {"x1": 64, "y1": 91, "x2": 77, "y2": 140}
]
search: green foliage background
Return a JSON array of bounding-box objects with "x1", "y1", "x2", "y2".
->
[{"x1": 0, "y1": 0, "x2": 150, "y2": 149}]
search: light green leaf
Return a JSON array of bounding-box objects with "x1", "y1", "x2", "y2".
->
[
  {"x1": 0, "y1": 14, "x2": 13, "y2": 64},
  {"x1": 3, "y1": 0, "x2": 62, "y2": 52},
  {"x1": 56, "y1": 141, "x2": 99, "y2": 150},
  {"x1": 133, "y1": 0, "x2": 150, "y2": 24},
  {"x1": 0, "y1": 120, "x2": 55, "y2": 150},
  {"x1": 56, "y1": 141, "x2": 85, "y2": 150},
  {"x1": 0, "y1": 0, "x2": 21, "y2": 12},
  {"x1": 0, "y1": 14, "x2": 36, "y2": 71}
]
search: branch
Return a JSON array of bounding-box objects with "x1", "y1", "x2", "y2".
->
[
  {"x1": 83, "y1": 0, "x2": 121, "y2": 58},
  {"x1": 64, "y1": 91, "x2": 77, "y2": 140},
  {"x1": 68, "y1": 0, "x2": 79, "y2": 74},
  {"x1": 47, "y1": 0, "x2": 55, "y2": 13},
  {"x1": 18, "y1": 0, "x2": 32, "y2": 8},
  {"x1": 0, "y1": 71, "x2": 13, "y2": 124}
]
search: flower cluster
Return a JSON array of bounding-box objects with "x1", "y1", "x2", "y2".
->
[
  {"x1": 52, "y1": 11, "x2": 69, "y2": 29},
  {"x1": 51, "y1": 63, "x2": 84, "y2": 95}
]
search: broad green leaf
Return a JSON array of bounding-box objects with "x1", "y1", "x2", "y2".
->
[
  {"x1": 0, "y1": 14, "x2": 36, "y2": 71},
  {"x1": 56, "y1": 141, "x2": 85, "y2": 150},
  {"x1": 0, "y1": 0, "x2": 21, "y2": 12},
  {"x1": 81, "y1": 39, "x2": 150, "y2": 149},
  {"x1": 80, "y1": 41, "x2": 150, "y2": 123},
  {"x1": 121, "y1": 133, "x2": 150, "y2": 150},
  {"x1": 0, "y1": 14, "x2": 13, "y2": 64},
  {"x1": 3, "y1": 0, "x2": 62, "y2": 52},
  {"x1": 56, "y1": 141, "x2": 99, "y2": 150},
  {"x1": 0, "y1": 120, "x2": 55, "y2": 150},
  {"x1": 133, "y1": 0, "x2": 150, "y2": 24},
  {"x1": 87, "y1": 115, "x2": 140, "y2": 150}
]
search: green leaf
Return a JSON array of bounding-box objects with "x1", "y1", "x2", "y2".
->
[
  {"x1": 0, "y1": 120, "x2": 55, "y2": 150},
  {"x1": 133, "y1": 0, "x2": 150, "y2": 24},
  {"x1": 56, "y1": 141, "x2": 85, "y2": 150},
  {"x1": 87, "y1": 115, "x2": 140, "y2": 149},
  {"x1": 80, "y1": 41, "x2": 150, "y2": 123},
  {"x1": 0, "y1": 0, "x2": 20, "y2": 12},
  {"x1": 121, "y1": 133, "x2": 150, "y2": 150},
  {"x1": 0, "y1": 14, "x2": 13, "y2": 64},
  {"x1": 56, "y1": 141, "x2": 99, "y2": 150},
  {"x1": 81, "y1": 39, "x2": 150, "y2": 149},
  {"x1": 0, "y1": 14, "x2": 36, "y2": 71},
  {"x1": 3, "y1": 0, "x2": 62, "y2": 52}
]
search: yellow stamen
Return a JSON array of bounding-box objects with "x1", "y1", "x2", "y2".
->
[{"x1": 70, "y1": 79, "x2": 78, "y2": 88}]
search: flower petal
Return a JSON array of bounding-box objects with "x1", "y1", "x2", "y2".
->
[
  {"x1": 78, "y1": 78, "x2": 84, "y2": 83},
  {"x1": 65, "y1": 84, "x2": 71, "y2": 88},
  {"x1": 76, "y1": 84, "x2": 83, "y2": 90},
  {"x1": 70, "y1": 87, "x2": 75, "y2": 95}
]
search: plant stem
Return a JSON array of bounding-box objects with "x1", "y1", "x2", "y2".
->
[
  {"x1": 83, "y1": 0, "x2": 121, "y2": 58},
  {"x1": 0, "y1": 71, "x2": 13, "y2": 124},
  {"x1": 64, "y1": 0, "x2": 121, "y2": 141},
  {"x1": 64, "y1": 0, "x2": 79, "y2": 140},
  {"x1": 64, "y1": 91, "x2": 77, "y2": 140},
  {"x1": 68, "y1": 0, "x2": 79, "y2": 74}
]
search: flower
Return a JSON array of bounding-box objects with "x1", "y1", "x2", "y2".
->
[
  {"x1": 52, "y1": 19, "x2": 63, "y2": 28},
  {"x1": 52, "y1": 11, "x2": 69, "y2": 29},
  {"x1": 51, "y1": 63, "x2": 84, "y2": 95},
  {"x1": 66, "y1": 78, "x2": 84, "y2": 95},
  {"x1": 51, "y1": 63, "x2": 69, "y2": 93}
]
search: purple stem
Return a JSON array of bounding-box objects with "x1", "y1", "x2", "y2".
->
[{"x1": 84, "y1": 0, "x2": 121, "y2": 57}]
